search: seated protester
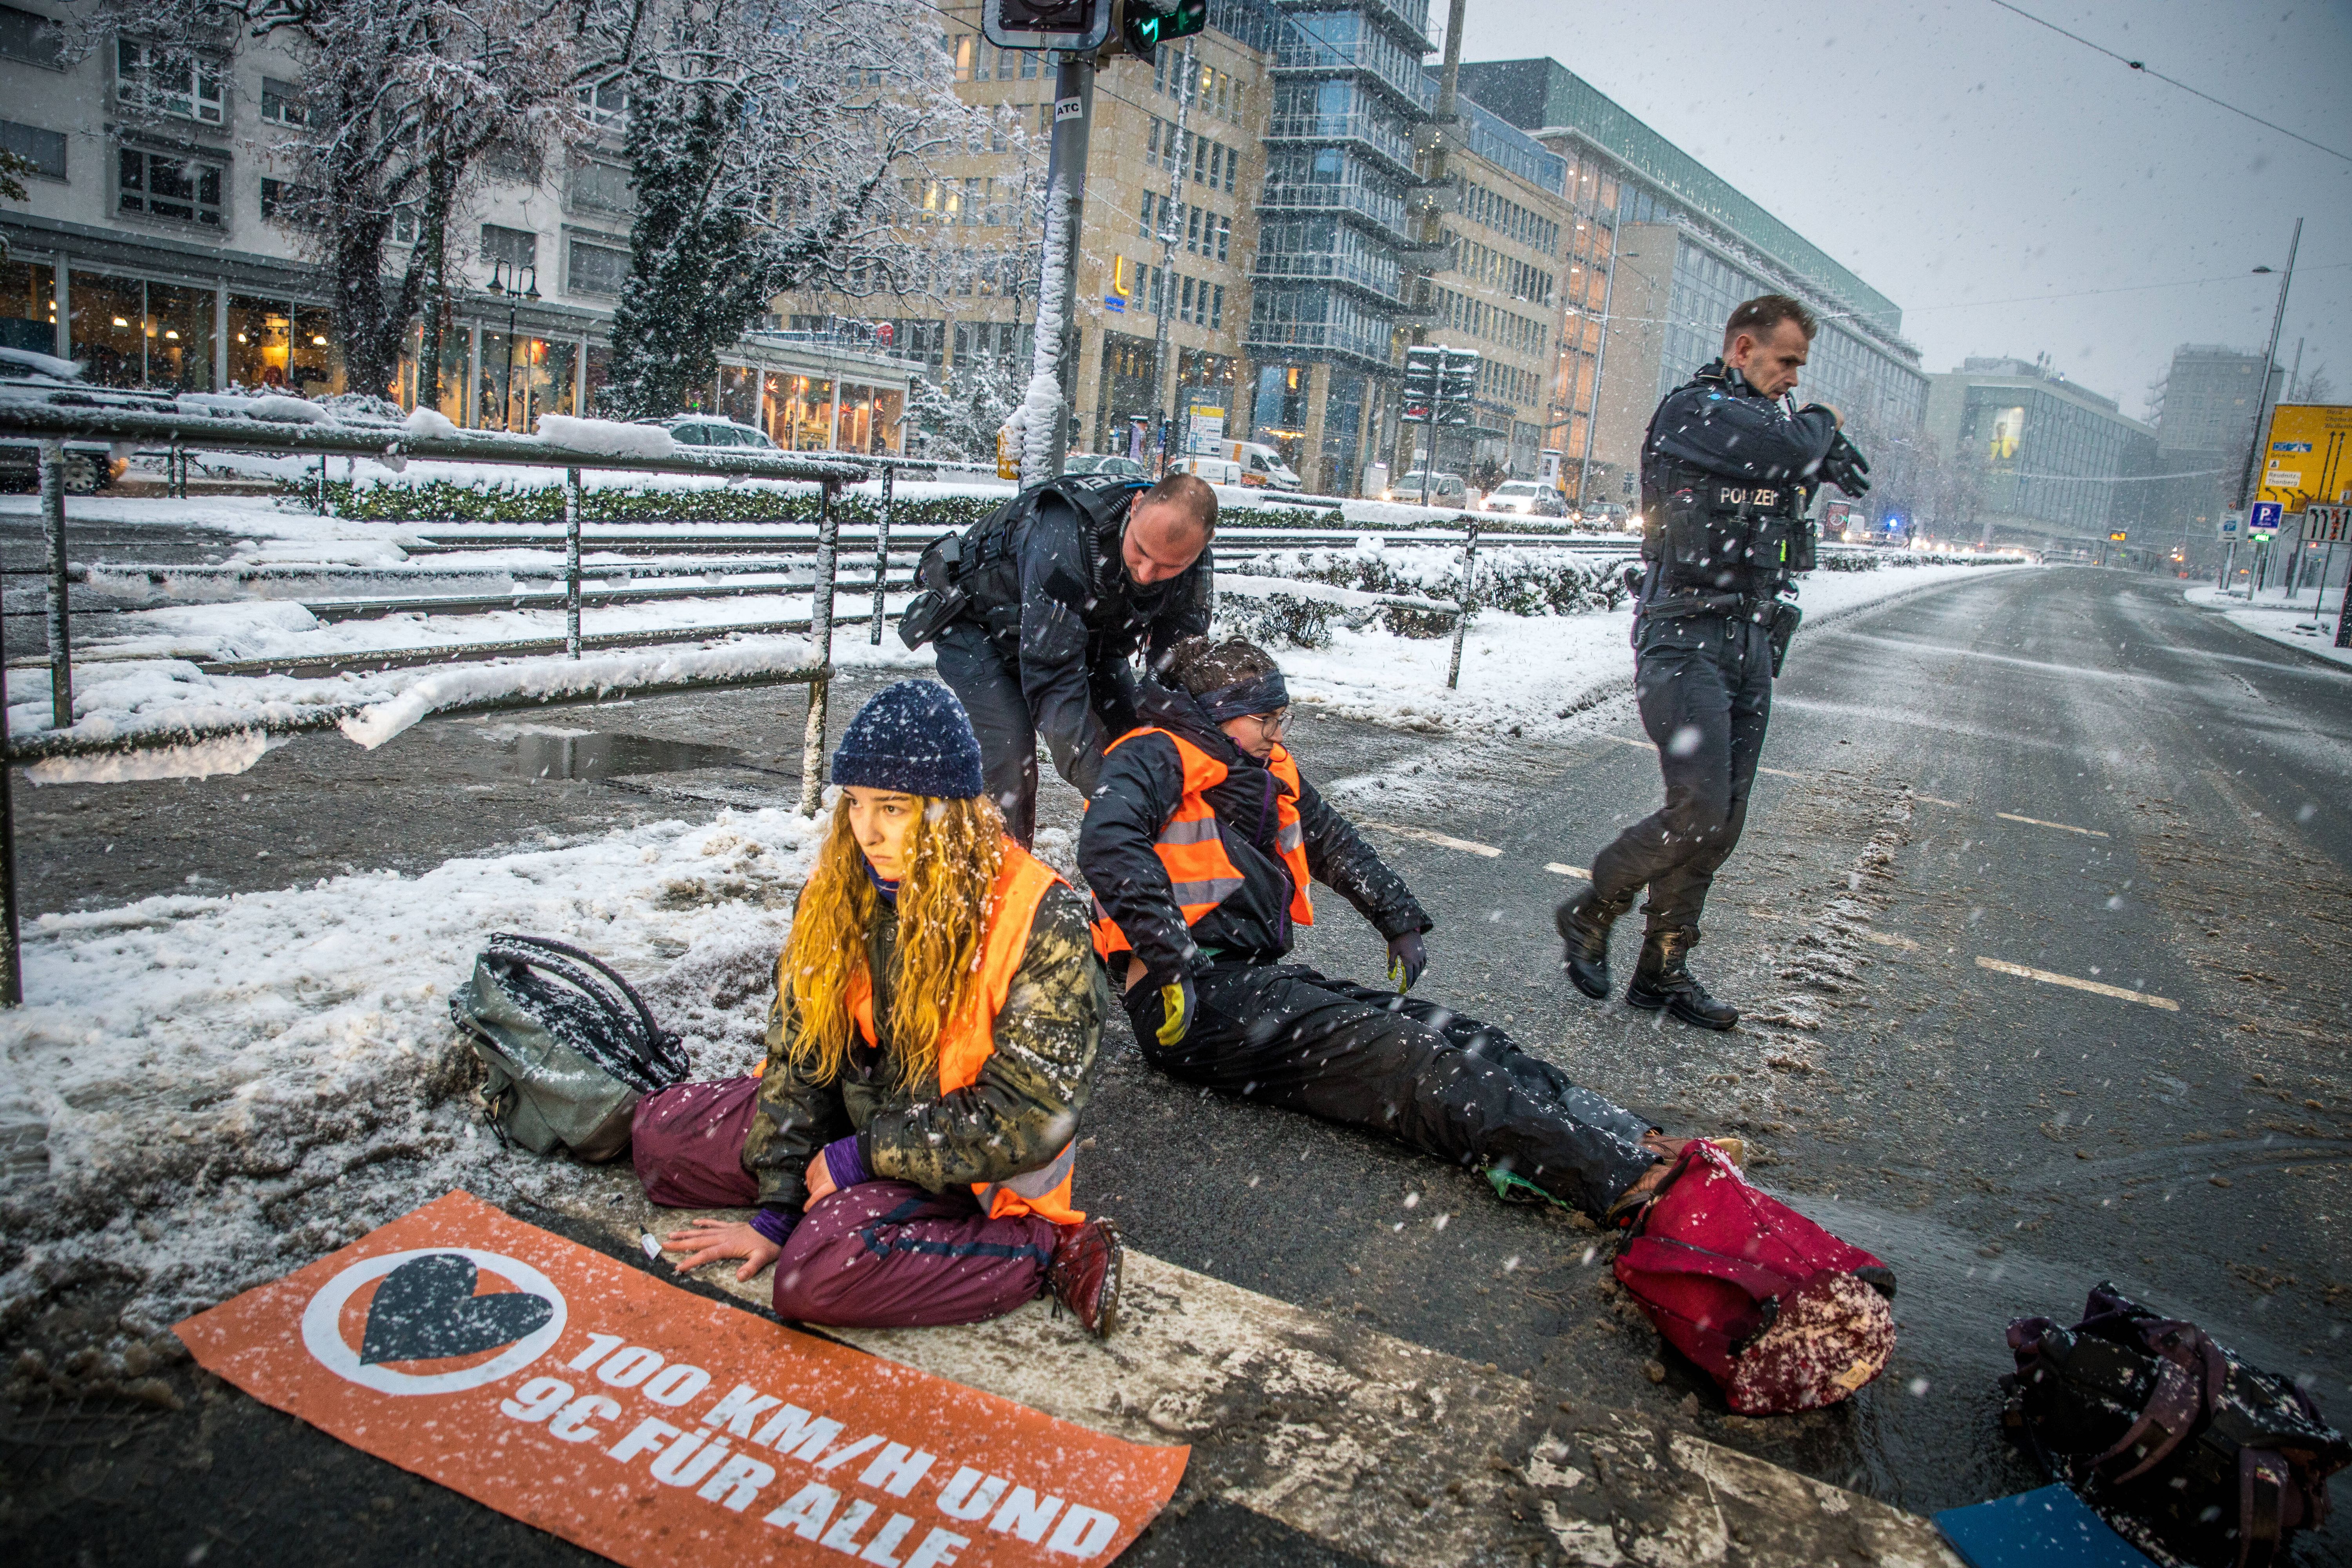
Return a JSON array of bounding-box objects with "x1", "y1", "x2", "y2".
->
[
  {"x1": 1078, "y1": 637, "x2": 1737, "y2": 1224},
  {"x1": 628, "y1": 681, "x2": 1123, "y2": 1335}
]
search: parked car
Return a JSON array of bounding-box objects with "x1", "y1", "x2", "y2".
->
[
  {"x1": 1063, "y1": 453, "x2": 1149, "y2": 479},
  {"x1": 1385, "y1": 471, "x2": 1468, "y2": 508},
  {"x1": 648, "y1": 415, "x2": 779, "y2": 449},
  {"x1": 1172, "y1": 456, "x2": 1244, "y2": 485},
  {"x1": 1483, "y1": 479, "x2": 1569, "y2": 517},
  {"x1": 0, "y1": 346, "x2": 159, "y2": 494}
]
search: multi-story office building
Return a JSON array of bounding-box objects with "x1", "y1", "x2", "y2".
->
[
  {"x1": 0, "y1": 0, "x2": 915, "y2": 448},
  {"x1": 1923, "y1": 357, "x2": 2159, "y2": 547},
  {"x1": 2147, "y1": 343, "x2": 2281, "y2": 542},
  {"x1": 1455, "y1": 57, "x2": 1926, "y2": 506}
]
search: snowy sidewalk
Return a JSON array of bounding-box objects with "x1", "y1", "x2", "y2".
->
[{"x1": 2182, "y1": 584, "x2": 2352, "y2": 670}]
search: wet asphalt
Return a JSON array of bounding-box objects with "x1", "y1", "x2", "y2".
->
[{"x1": 4, "y1": 565, "x2": 2351, "y2": 1564}]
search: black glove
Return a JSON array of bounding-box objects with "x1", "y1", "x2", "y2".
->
[
  {"x1": 1822, "y1": 431, "x2": 1871, "y2": 498},
  {"x1": 1150, "y1": 972, "x2": 1197, "y2": 1048},
  {"x1": 1386, "y1": 932, "x2": 1427, "y2": 992}
]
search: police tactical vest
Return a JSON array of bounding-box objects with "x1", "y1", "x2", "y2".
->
[
  {"x1": 1088, "y1": 728, "x2": 1313, "y2": 961},
  {"x1": 844, "y1": 840, "x2": 1083, "y2": 1225},
  {"x1": 1639, "y1": 373, "x2": 1818, "y2": 604},
  {"x1": 916, "y1": 474, "x2": 1160, "y2": 659}
]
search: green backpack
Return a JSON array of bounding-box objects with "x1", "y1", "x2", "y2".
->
[{"x1": 449, "y1": 933, "x2": 688, "y2": 1162}]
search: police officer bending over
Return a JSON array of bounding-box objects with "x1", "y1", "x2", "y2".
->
[
  {"x1": 900, "y1": 472, "x2": 1217, "y2": 846},
  {"x1": 1555, "y1": 293, "x2": 1870, "y2": 1029}
]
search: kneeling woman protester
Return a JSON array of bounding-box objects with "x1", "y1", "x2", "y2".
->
[{"x1": 629, "y1": 681, "x2": 1123, "y2": 1336}]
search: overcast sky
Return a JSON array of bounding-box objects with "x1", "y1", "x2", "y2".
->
[{"x1": 1446, "y1": 0, "x2": 2352, "y2": 421}]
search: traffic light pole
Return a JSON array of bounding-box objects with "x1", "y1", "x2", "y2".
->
[
  {"x1": 1029, "y1": 52, "x2": 1096, "y2": 484},
  {"x1": 1149, "y1": 49, "x2": 1192, "y2": 477}
]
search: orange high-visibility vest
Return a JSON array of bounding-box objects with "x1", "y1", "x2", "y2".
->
[
  {"x1": 843, "y1": 839, "x2": 1082, "y2": 1224},
  {"x1": 1089, "y1": 727, "x2": 1313, "y2": 961}
]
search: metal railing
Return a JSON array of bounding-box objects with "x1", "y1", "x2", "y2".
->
[{"x1": 0, "y1": 403, "x2": 936, "y2": 1004}]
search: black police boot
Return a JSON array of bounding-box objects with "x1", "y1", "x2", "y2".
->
[
  {"x1": 1625, "y1": 927, "x2": 1739, "y2": 1030},
  {"x1": 1554, "y1": 885, "x2": 1632, "y2": 1001}
]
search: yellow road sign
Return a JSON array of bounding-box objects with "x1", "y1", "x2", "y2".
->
[{"x1": 2257, "y1": 403, "x2": 2352, "y2": 511}]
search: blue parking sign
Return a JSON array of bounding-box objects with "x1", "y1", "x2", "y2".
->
[{"x1": 2250, "y1": 501, "x2": 2283, "y2": 530}]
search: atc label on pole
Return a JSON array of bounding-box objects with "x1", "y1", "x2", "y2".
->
[{"x1": 176, "y1": 1191, "x2": 1187, "y2": 1568}]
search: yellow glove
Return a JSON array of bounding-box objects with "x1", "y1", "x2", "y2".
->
[{"x1": 1154, "y1": 976, "x2": 1196, "y2": 1048}]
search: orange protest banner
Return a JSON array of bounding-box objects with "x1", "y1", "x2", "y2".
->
[{"x1": 175, "y1": 1191, "x2": 1187, "y2": 1567}]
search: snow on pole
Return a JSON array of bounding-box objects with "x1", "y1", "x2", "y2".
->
[
  {"x1": 1446, "y1": 518, "x2": 1479, "y2": 690},
  {"x1": 40, "y1": 439, "x2": 69, "y2": 730},
  {"x1": 564, "y1": 466, "x2": 583, "y2": 659},
  {"x1": 1019, "y1": 171, "x2": 1076, "y2": 487},
  {"x1": 0, "y1": 642, "x2": 17, "y2": 1007},
  {"x1": 799, "y1": 481, "x2": 840, "y2": 817},
  {"x1": 870, "y1": 464, "x2": 895, "y2": 645}
]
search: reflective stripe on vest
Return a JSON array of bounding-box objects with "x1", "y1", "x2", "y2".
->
[
  {"x1": 844, "y1": 839, "x2": 1082, "y2": 1225},
  {"x1": 1091, "y1": 727, "x2": 1314, "y2": 960}
]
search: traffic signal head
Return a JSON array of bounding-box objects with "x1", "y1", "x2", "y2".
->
[
  {"x1": 1115, "y1": 0, "x2": 1205, "y2": 65},
  {"x1": 1401, "y1": 345, "x2": 1441, "y2": 420},
  {"x1": 987, "y1": 0, "x2": 1109, "y2": 51}
]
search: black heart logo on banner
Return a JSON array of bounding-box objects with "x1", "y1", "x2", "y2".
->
[{"x1": 360, "y1": 1253, "x2": 554, "y2": 1366}]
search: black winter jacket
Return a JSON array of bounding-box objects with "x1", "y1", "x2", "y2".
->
[
  {"x1": 1077, "y1": 681, "x2": 1431, "y2": 987},
  {"x1": 1641, "y1": 359, "x2": 1840, "y2": 506},
  {"x1": 955, "y1": 477, "x2": 1216, "y2": 796}
]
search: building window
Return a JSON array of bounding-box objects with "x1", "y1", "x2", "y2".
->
[
  {"x1": 1216, "y1": 215, "x2": 1230, "y2": 262},
  {"x1": 1210, "y1": 284, "x2": 1223, "y2": 330},
  {"x1": 0, "y1": 119, "x2": 66, "y2": 180},
  {"x1": 116, "y1": 38, "x2": 225, "y2": 125},
  {"x1": 565, "y1": 158, "x2": 633, "y2": 216},
  {"x1": 118, "y1": 146, "x2": 222, "y2": 226},
  {"x1": 953, "y1": 34, "x2": 975, "y2": 82},
  {"x1": 260, "y1": 77, "x2": 304, "y2": 126},
  {"x1": 1187, "y1": 206, "x2": 1201, "y2": 253},
  {"x1": 0, "y1": 5, "x2": 66, "y2": 68},
  {"x1": 566, "y1": 238, "x2": 629, "y2": 297},
  {"x1": 481, "y1": 223, "x2": 537, "y2": 270},
  {"x1": 259, "y1": 176, "x2": 315, "y2": 224},
  {"x1": 578, "y1": 79, "x2": 629, "y2": 129},
  {"x1": 391, "y1": 204, "x2": 417, "y2": 245}
]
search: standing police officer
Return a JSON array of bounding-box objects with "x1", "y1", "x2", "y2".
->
[
  {"x1": 899, "y1": 471, "x2": 1218, "y2": 846},
  {"x1": 1555, "y1": 294, "x2": 1869, "y2": 1029}
]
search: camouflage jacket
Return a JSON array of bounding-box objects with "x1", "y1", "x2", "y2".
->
[{"x1": 741, "y1": 882, "x2": 1105, "y2": 1214}]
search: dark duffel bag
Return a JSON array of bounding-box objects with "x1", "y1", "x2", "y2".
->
[
  {"x1": 449, "y1": 933, "x2": 688, "y2": 1161},
  {"x1": 2003, "y1": 1282, "x2": 2349, "y2": 1568}
]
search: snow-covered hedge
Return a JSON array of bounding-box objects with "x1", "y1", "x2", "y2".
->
[
  {"x1": 1223, "y1": 544, "x2": 1641, "y2": 641},
  {"x1": 313, "y1": 477, "x2": 1008, "y2": 530}
]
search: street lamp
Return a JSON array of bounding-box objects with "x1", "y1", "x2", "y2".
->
[
  {"x1": 486, "y1": 259, "x2": 541, "y2": 433},
  {"x1": 2230, "y1": 221, "x2": 2301, "y2": 602}
]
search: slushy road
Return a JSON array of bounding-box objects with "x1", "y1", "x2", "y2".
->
[{"x1": 5, "y1": 565, "x2": 2348, "y2": 1563}]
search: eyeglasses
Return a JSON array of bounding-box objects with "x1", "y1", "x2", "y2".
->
[{"x1": 1242, "y1": 708, "x2": 1290, "y2": 738}]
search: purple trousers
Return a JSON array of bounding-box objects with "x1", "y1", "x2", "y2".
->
[{"x1": 630, "y1": 1076, "x2": 1060, "y2": 1330}]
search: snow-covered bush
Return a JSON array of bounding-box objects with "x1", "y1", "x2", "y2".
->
[
  {"x1": 1216, "y1": 590, "x2": 1338, "y2": 649},
  {"x1": 1223, "y1": 545, "x2": 1642, "y2": 622},
  {"x1": 312, "y1": 478, "x2": 1009, "y2": 530}
]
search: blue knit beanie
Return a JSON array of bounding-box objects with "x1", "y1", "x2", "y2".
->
[{"x1": 830, "y1": 681, "x2": 986, "y2": 799}]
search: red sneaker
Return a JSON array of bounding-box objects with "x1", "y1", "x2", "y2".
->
[{"x1": 1046, "y1": 1218, "x2": 1124, "y2": 1340}]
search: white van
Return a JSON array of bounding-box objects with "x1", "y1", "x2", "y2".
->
[
  {"x1": 1174, "y1": 455, "x2": 1244, "y2": 485},
  {"x1": 1216, "y1": 440, "x2": 1303, "y2": 492}
]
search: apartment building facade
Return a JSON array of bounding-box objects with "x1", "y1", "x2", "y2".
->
[{"x1": 0, "y1": 1, "x2": 915, "y2": 450}]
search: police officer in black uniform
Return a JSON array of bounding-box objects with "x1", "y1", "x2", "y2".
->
[
  {"x1": 898, "y1": 471, "x2": 1217, "y2": 846},
  {"x1": 1554, "y1": 294, "x2": 1869, "y2": 1029}
]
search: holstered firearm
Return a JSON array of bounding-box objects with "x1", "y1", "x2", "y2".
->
[
  {"x1": 1766, "y1": 599, "x2": 1802, "y2": 678},
  {"x1": 895, "y1": 533, "x2": 968, "y2": 650}
]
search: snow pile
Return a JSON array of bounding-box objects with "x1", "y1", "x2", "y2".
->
[
  {"x1": 0, "y1": 806, "x2": 827, "y2": 1334},
  {"x1": 0, "y1": 345, "x2": 82, "y2": 380},
  {"x1": 536, "y1": 414, "x2": 677, "y2": 460},
  {"x1": 339, "y1": 637, "x2": 821, "y2": 748},
  {"x1": 407, "y1": 407, "x2": 459, "y2": 439}
]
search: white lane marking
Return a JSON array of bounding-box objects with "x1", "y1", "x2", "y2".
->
[
  {"x1": 1544, "y1": 862, "x2": 1592, "y2": 879},
  {"x1": 1976, "y1": 956, "x2": 2178, "y2": 1011},
  {"x1": 1996, "y1": 811, "x2": 2110, "y2": 838},
  {"x1": 1360, "y1": 820, "x2": 1501, "y2": 857},
  {"x1": 1755, "y1": 766, "x2": 1807, "y2": 779},
  {"x1": 1913, "y1": 795, "x2": 1966, "y2": 809},
  {"x1": 1598, "y1": 733, "x2": 1659, "y2": 752},
  {"x1": 1862, "y1": 930, "x2": 1920, "y2": 950},
  {"x1": 557, "y1": 1194, "x2": 1955, "y2": 1568}
]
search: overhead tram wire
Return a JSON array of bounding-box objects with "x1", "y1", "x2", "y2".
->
[{"x1": 1982, "y1": 0, "x2": 2352, "y2": 165}]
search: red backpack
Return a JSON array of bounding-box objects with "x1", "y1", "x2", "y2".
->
[{"x1": 1613, "y1": 1142, "x2": 1899, "y2": 1414}]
